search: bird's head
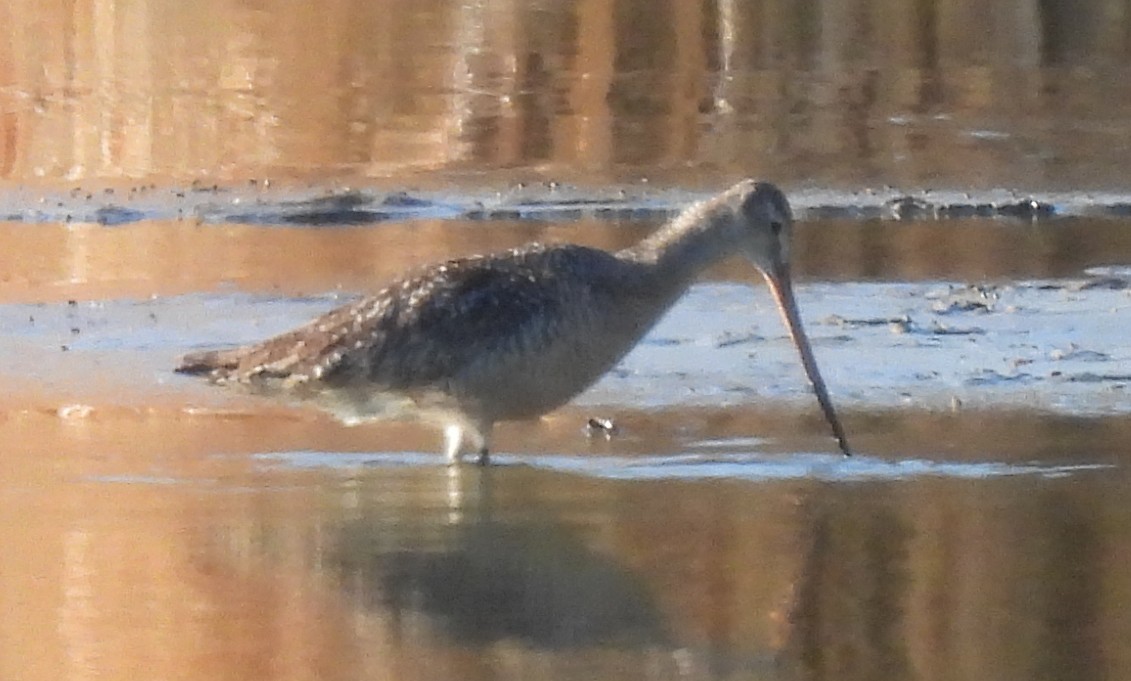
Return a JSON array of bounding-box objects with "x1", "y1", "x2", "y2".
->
[
  {"x1": 719, "y1": 180, "x2": 795, "y2": 279},
  {"x1": 717, "y1": 180, "x2": 851, "y2": 456}
]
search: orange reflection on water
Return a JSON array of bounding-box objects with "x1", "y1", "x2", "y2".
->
[
  {"x1": 2, "y1": 406, "x2": 1131, "y2": 681},
  {"x1": 6, "y1": 214, "x2": 1131, "y2": 304},
  {"x1": 2, "y1": 0, "x2": 1131, "y2": 187}
]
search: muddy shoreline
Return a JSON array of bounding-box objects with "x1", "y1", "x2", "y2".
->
[
  {"x1": 5, "y1": 181, "x2": 1131, "y2": 226},
  {"x1": 2, "y1": 278, "x2": 1129, "y2": 426}
]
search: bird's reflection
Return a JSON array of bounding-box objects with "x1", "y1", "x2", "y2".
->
[{"x1": 330, "y1": 465, "x2": 670, "y2": 649}]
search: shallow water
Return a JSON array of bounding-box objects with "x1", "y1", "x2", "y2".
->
[
  {"x1": 5, "y1": 404, "x2": 1131, "y2": 681},
  {"x1": 4, "y1": 1, "x2": 1131, "y2": 680},
  {"x1": 4, "y1": 213, "x2": 1131, "y2": 681},
  {"x1": 4, "y1": 0, "x2": 1131, "y2": 190}
]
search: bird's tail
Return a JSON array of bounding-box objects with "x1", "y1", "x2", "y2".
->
[{"x1": 175, "y1": 348, "x2": 241, "y2": 375}]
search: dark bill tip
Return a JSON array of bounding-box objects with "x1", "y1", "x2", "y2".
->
[{"x1": 762, "y1": 265, "x2": 852, "y2": 457}]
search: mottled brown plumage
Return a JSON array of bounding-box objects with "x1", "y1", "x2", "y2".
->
[{"x1": 177, "y1": 180, "x2": 851, "y2": 463}]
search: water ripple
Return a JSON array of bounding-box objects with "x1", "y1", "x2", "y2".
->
[{"x1": 255, "y1": 451, "x2": 1113, "y2": 482}]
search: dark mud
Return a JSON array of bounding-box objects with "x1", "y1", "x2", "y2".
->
[{"x1": 6, "y1": 182, "x2": 1131, "y2": 227}]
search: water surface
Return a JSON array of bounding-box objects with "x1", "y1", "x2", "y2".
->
[
  {"x1": 3, "y1": 1, "x2": 1131, "y2": 680},
  {"x1": 3, "y1": 212, "x2": 1131, "y2": 681}
]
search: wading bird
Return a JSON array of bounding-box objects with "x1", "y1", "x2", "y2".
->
[{"x1": 177, "y1": 180, "x2": 851, "y2": 463}]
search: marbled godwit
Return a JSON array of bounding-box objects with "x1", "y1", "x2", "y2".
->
[{"x1": 177, "y1": 180, "x2": 851, "y2": 463}]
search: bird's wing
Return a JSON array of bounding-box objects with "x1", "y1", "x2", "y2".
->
[
  {"x1": 363, "y1": 246, "x2": 605, "y2": 389},
  {"x1": 176, "y1": 245, "x2": 612, "y2": 389}
]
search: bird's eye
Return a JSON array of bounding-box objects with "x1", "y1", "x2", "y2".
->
[{"x1": 770, "y1": 221, "x2": 784, "y2": 236}]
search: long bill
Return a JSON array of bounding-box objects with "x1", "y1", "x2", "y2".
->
[{"x1": 762, "y1": 264, "x2": 852, "y2": 456}]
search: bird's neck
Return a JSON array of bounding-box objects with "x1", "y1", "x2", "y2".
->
[{"x1": 618, "y1": 204, "x2": 734, "y2": 294}]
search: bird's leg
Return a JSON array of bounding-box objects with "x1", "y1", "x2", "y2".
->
[
  {"x1": 443, "y1": 419, "x2": 493, "y2": 466},
  {"x1": 460, "y1": 415, "x2": 493, "y2": 466},
  {"x1": 471, "y1": 422, "x2": 492, "y2": 466},
  {"x1": 443, "y1": 424, "x2": 467, "y2": 465}
]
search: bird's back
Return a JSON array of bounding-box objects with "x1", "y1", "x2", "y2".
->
[{"x1": 177, "y1": 243, "x2": 667, "y2": 423}]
